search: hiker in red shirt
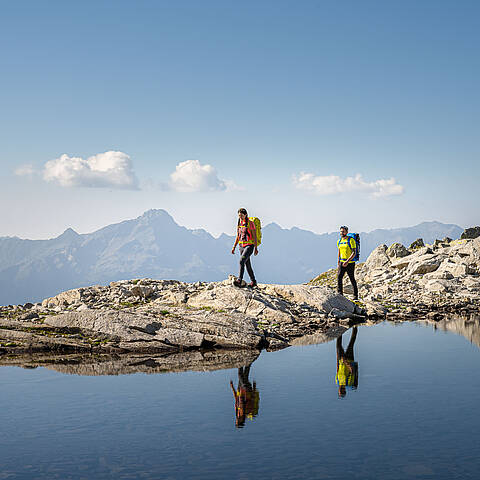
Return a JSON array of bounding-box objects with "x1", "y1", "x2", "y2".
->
[{"x1": 230, "y1": 364, "x2": 260, "y2": 428}]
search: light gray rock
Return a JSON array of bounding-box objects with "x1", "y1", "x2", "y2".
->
[
  {"x1": 42, "y1": 288, "x2": 83, "y2": 308},
  {"x1": 406, "y1": 254, "x2": 441, "y2": 275},
  {"x1": 130, "y1": 285, "x2": 154, "y2": 298},
  {"x1": 424, "y1": 280, "x2": 450, "y2": 292},
  {"x1": 365, "y1": 245, "x2": 391, "y2": 271},
  {"x1": 47, "y1": 308, "x2": 265, "y2": 350}
]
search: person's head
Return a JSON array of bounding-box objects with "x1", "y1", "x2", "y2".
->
[
  {"x1": 340, "y1": 225, "x2": 348, "y2": 238},
  {"x1": 238, "y1": 208, "x2": 248, "y2": 225}
]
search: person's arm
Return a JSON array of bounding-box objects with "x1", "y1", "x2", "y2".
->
[
  {"x1": 230, "y1": 380, "x2": 237, "y2": 398},
  {"x1": 342, "y1": 249, "x2": 356, "y2": 267},
  {"x1": 231, "y1": 228, "x2": 239, "y2": 254}
]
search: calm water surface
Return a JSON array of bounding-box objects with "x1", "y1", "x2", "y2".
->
[{"x1": 1, "y1": 321, "x2": 480, "y2": 479}]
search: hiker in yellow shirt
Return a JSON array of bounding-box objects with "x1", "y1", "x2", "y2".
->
[
  {"x1": 336, "y1": 326, "x2": 359, "y2": 398},
  {"x1": 337, "y1": 225, "x2": 359, "y2": 300}
]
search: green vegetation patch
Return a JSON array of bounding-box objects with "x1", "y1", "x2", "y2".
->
[{"x1": 308, "y1": 268, "x2": 337, "y2": 288}]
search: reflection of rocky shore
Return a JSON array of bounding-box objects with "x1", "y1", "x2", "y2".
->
[
  {"x1": 0, "y1": 349, "x2": 260, "y2": 376},
  {"x1": 430, "y1": 315, "x2": 480, "y2": 349}
]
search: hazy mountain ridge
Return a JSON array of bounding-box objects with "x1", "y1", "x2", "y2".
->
[{"x1": 0, "y1": 210, "x2": 463, "y2": 305}]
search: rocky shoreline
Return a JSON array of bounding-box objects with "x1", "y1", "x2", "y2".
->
[{"x1": 1, "y1": 231, "x2": 479, "y2": 362}]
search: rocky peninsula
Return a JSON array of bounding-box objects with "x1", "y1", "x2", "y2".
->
[
  {"x1": 0, "y1": 277, "x2": 360, "y2": 356},
  {"x1": 1, "y1": 228, "x2": 479, "y2": 366}
]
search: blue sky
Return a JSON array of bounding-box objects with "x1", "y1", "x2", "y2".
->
[{"x1": 1, "y1": 0, "x2": 478, "y2": 238}]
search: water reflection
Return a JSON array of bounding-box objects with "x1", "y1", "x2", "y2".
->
[
  {"x1": 0, "y1": 349, "x2": 260, "y2": 376},
  {"x1": 336, "y1": 326, "x2": 358, "y2": 398},
  {"x1": 432, "y1": 315, "x2": 480, "y2": 348},
  {"x1": 230, "y1": 363, "x2": 260, "y2": 428}
]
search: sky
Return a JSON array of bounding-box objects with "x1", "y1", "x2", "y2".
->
[{"x1": 1, "y1": 0, "x2": 478, "y2": 239}]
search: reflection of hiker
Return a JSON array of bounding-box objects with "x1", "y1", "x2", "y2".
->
[
  {"x1": 336, "y1": 327, "x2": 359, "y2": 398},
  {"x1": 230, "y1": 364, "x2": 259, "y2": 428},
  {"x1": 231, "y1": 208, "x2": 258, "y2": 287},
  {"x1": 337, "y1": 225, "x2": 359, "y2": 300}
]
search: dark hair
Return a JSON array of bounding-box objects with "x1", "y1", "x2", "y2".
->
[
  {"x1": 238, "y1": 208, "x2": 248, "y2": 226},
  {"x1": 340, "y1": 225, "x2": 349, "y2": 232}
]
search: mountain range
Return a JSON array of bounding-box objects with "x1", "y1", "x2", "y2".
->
[{"x1": 0, "y1": 209, "x2": 463, "y2": 305}]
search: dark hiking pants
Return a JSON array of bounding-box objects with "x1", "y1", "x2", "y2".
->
[
  {"x1": 337, "y1": 262, "x2": 358, "y2": 298},
  {"x1": 239, "y1": 245, "x2": 255, "y2": 282},
  {"x1": 336, "y1": 326, "x2": 358, "y2": 361}
]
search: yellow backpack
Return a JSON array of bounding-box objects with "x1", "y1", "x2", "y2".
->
[{"x1": 249, "y1": 217, "x2": 262, "y2": 246}]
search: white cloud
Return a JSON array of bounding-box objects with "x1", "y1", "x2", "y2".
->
[
  {"x1": 43, "y1": 151, "x2": 139, "y2": 189},
  {"x1": 14, "y1": 164, "x2": 35, "y2": 176},
  {"x1": 293, "y1": 172, "x2": 404, "y2": 198},
  {"x1": 169, "y1": 160, "x2": 240, "y2": 192}
]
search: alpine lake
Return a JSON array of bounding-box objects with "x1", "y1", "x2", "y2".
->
[{"x1": 1, "y1": 317, "x2": 480, "y2": 480}]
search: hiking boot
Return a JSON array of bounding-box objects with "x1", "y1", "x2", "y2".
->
[
  {"x1": 248, "y1": 281, "x2": 257, "y2": 288},
  {"x1": 233, "y1": 278, "x2": 242, "y2": 287}
]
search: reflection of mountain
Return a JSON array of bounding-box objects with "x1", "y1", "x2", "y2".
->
[
  {"x1": 433, "y1": 316, "x2": 480, "y2": 349},
  {"x1": 0, "y1": 350, "x2": 260, "y2": 376},
  {"x1": 0, "y1": 209, "x2": 462, "y2": 305}
]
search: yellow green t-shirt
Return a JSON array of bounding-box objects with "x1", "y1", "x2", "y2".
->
[
  {"x1": 336, "y1": 359, "x2": 355, "y2": 386},
  {"x1": 337, "y1": 237, "x2": 357, "y2": 263}
]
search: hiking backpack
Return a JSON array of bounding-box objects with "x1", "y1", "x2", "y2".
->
[
  {"x1": 346, "y1": 232, "x2": 360, "y2": 261},
  {"x1": 249, "y1": 217, "x2": 262, "y2": 246}
]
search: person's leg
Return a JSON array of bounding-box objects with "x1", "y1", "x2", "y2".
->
[
  {"x1": 238, "y1": 367, "x2": 247, "y2": 387},
  {"x1": 337, "y1": 265, "x2": 346, "y2": 295},
  {"x1": 345, "y1": 326, "x2": 357, "y2": 359},
  {"x1": 238, "y1": 246, "x2": 247, "y2": 280},
  {"x1": 245, "y1": 251, "x2": 256, "y2": 282},
  {"x1": 336, "y1": 335, "x2": 345, "y2": 357},
  {"x1": 239, "y1": 245, "x2": 255, "y2": 282},
  {"x1": 346, "y1": 263, "x2": 358, "y2": 298}
]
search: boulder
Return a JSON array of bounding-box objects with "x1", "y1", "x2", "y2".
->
[
  {"x1": 460, "y1": 226, "x2": 480, "y2": 240},
  {"x1": 406, "y1": 254, "x2": 441, "y2": 275},
  {"x1": 47, "y1": 308, "x2": 266, "y2": 350},
  {"x1": 42, "y1": 288, "x2": 83, "y2": 308},
  {"x1": 391, "y1": 257, "x2": 412, "y2": 269},
  {"x1": 424, "y1": 280, "x2": 450, "y2": 292},
  {"x1": 437, "y1": 259, "x2": 475, "y2": 277},
  {"x1": 365, "y1": 245, "x2": 391, "y2": 270},
  {"x1": 386, "y1": 243, "x2": 410, "y2": 259},
  {"x1": 409, "y1": 238, "x2": 425, "y2": 249},
  {"x1": 130, "y1": 285, "x2": 154, "y2": 298},
  {"x1": 187, "y1": 283, "x2": 361, "y2": 321}
]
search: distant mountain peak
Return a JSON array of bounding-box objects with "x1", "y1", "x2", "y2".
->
[
  {"x1": 57, "y1": 227, "x2": 80, "y2": 239},
  {"x1": 137, "y1": 209, "x2": 177, "y2": 226},
  {"x1": 140, "y1": 209, "x2": 172, "y2": 219}
]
